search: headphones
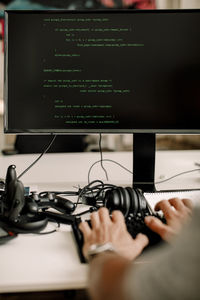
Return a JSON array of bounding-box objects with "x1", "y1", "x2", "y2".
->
[
  {"x1": 1, "y1": 165, "x2": 48, "y2": 233},
  {"x1": 81, "y1": 182, "x2": 149, "y2": 218},
  {"x1": 104, "y1": 187, "x2": 148, "y2": 218}
]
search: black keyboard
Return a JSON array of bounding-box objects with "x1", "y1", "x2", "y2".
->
[{"x1": 72, "y1": 214, "x2": 163, "y2": 263}]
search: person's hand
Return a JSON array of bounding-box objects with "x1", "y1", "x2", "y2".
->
[
  {"x1": 79, "y1": 207, "x2": 149, "y2": 261},
  {"x1": 145, "y1": 198, "x2": 193, "y2": 242}
]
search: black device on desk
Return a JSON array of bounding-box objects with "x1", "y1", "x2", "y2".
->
[
  {"x1": 72, "y1": 185, "x2": 165, "y2": 263},
  {"x1": 0, "y1": 164, "x2": 78, "y2": 237},
  {"x1": 0, "y1": 165, "x2": 49, "y2": 233},
  {"x1": 3, "y1": 9, "x2": 200, "y2": 258}
]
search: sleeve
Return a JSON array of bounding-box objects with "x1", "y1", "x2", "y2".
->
[{"x1": 123, "y1": 208, "x2": 200, "y2": 300}]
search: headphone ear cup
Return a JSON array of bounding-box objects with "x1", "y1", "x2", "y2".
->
[
  {"x1": 135, "y1": 189, "x2": 147, "y2": 211},
  {"x1": 104, "y1": 188, "x2": 121, "y2": 212},
  {"x1": 126, "y1": 187, "x2": 139, "y2": 214},
  {"x1": 104, "y1": 187, "x2": 147, "y2": 217},
  {"x1": 118, "y1": 187, "x2": 130, "y2": 218},
  {"x1": 104, "y1": 187, "x2": 131, "y2": 217}
]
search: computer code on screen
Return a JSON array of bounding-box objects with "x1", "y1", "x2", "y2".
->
[{"x1": 5, "y1": 10, "x2": 200, "y2": 132}]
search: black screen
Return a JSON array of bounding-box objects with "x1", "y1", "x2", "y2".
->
[{"x1": 4, "y1": 10, "x2": 200, "y2": 133}]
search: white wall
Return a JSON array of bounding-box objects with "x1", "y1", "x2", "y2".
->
[
  {"x1": 156, "y1": 0, "x2": 180, "y2": 9},
  {"x1": 180, "y1": 0, "x2": 200, "y2": 8},
  {"x1": 156, "y1": 0, "x2": 200, "y2": 8}
]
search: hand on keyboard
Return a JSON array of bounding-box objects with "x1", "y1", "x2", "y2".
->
[
  {"x1": 145, "y1": 198, "x2": 193, "y2": 242},
  {"x1": 79, "y1": 207, "x2": 149, "y2": 261}
]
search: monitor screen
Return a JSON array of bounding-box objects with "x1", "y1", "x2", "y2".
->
[{"x1": 4, "y1": 9, "x2": 200, "y2": 133}]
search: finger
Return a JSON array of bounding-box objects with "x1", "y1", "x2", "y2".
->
[
  {"x1": 168, "y1": 198, "x2": 185, "y2": 212},
  {"x1": 111, "y1": 210, "x2": 125, "y2": 224},
  {"x1": 155, "y1": 200, "x2": 174, "y2": 219},
  {"x1": 182, "y1": 198, "x2": 193, "y2": 210},
  {"x1": 79, "y1": 221, "x2": 92, "y2": 240},
  {"x1": 145, "y1": 216, "x2": 172, "y2": 240},
  {"x1": 135, "y1": 233, "x2": 149, "y2": 251},
  {"x1": 90, "y1": 211, "x2": 100, "y2": 229},
  {"x1": 98, "y1": 207, "x2": 112, "y2": 225}
]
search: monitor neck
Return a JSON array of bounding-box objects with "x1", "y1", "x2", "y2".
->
[{"x1": 133, "y1": 133, "x2": 156, "y2": 192}]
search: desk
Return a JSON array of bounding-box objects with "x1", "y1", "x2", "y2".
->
[{"x1": 0, "y1": 150, "x2": 200, "y2": 293}]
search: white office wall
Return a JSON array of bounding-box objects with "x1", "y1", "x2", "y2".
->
[
  {"x1": 180, "y1": 0, "x2": 200, "y2": 8},
  {"x1": 156, "y1": 0, "x2": 200, "y2": 8},
  {"x1": 156, "y1": 0, "x2": 180, "y2": 8}
]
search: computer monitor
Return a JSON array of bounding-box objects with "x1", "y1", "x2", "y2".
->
[{"x1": 4, "y1": 9, "x2": 200, "y2": 191}]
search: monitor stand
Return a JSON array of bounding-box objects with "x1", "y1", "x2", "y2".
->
[{"x1": 133, "y1": 133, "x2": 156, "y2": 192}]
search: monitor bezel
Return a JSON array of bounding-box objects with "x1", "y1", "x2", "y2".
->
[{"x1": 4, "y1": 9, "x2": 200, "y2": 134}]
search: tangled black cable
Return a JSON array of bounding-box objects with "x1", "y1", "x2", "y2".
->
[{"x1": 75, "y1": 180, "x2": 116, "y2": 208}]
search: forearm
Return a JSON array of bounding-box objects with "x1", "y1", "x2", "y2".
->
[
  {"x1": 88, "y1": 252, "x2": 131, "y2": 300},
  {"x1": 79, "y1": 208, "x2": 148, "y2": 300}
]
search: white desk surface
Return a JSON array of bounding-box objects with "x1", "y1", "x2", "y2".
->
[
  {"x1": 0, "y1": 150, "x2": 200, "y2": 293},
  {"x1": 0, "y1": 150, "x2": 200, "y2": 189}
]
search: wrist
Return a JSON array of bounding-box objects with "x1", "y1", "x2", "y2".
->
[{"x1": 86, "y1": 242, "x2": 117, "y2": 262}]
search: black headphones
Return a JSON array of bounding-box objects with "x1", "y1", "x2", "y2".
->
[
  {"x1": 1, "y1": 165, "x2": 48, "y2": 233},
  {"x1": 80, "y1": 181, "x2": 149, "y2": 218},
  {"x1": 104, "y1": 187, "x2": 148, "y2": 218}
]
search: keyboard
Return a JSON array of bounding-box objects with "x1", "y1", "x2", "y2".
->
[
  {"x1": 72, "y1": 212, "x2": 164, "y2": 263},
  {"x1": 72, "y1": 189, "x2": 200, "y2": 263}
]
